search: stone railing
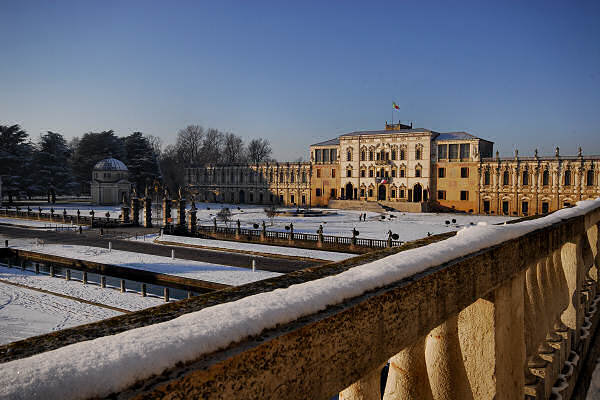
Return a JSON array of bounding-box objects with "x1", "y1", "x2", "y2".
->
[{"x1": 1, "y1": 200, "x2": 600, "y2": 399}]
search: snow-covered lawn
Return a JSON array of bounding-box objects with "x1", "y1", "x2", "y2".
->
[
  {"x1": 4, "y1": 202, "x2": 513, "y2": 241},
  {"x1": 157, "y1": 234, "x2": 355, "y2": 262},
  {"x1": 0, "y1": 281, "x2": 120, "y2": 346},
  {"x1": 0, "y1": 265, "x2": 163, "y2": 311},
  {"x1": 0, "y1": 217, "x2": 78, "y2": 229},
  {"x1": 5, "y1": 239, "x2": 281, "y2": 286}
]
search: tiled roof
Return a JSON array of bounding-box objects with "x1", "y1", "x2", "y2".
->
[
  {"x1": 435, "y1": 132, "x2": 480, "y2": 141},
  {"x1": 311, "y1": 137, "x2": 340, "y2": 146},
  {"x1": 93, "y1": 158, "x2": 128, "y2": 171}
]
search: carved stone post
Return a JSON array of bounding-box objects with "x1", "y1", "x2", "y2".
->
[
  {"x1": 317, "y1": 225, "x2": 324, "y2": 248},
  {"x1": 62, "y1": 209, "x2": 67, "y2": 224},
  {"x1": 162, "y1": 190, "x2": 172, "y2": 227},
  {"x1": 339, "y1": 364, "x2": 385, "y2": 400},
  {"x1": 289, "y1": 222, "x2": 294, "y2": 243},
  {"x1": 177, "y1": 187, "x2": 186, "y2": 228},
  {"x1": 76, "y1": 209, "x2": 80, "y2": 225},
  {"x1": 131, "y1": 190, "x2": 140, "y2": 226},
  {"x1": 121, "y1": 195, "x2": 130, "y2": 224},
  {"x1": 383, "y1": 337, "x2": 432, "y2": 400},
  {"x1": 143, "y1": 188, "x2": 152, "y2": 228},
  {"x1": 236, "y1": 219, "x2": 241, "y2": 239},
  {"x1": 260, "y1": 221, "x2": 266, "y2": 242},
  {"x1": 187, "y1": 201, "x2": 197, "y2": 234},
  {"x1": 425, "y1": 314, "x2": 473, "y2": 400}
]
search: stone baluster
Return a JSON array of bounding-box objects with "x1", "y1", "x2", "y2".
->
[
  {"x1": 560, "y1": 231, "x2": 585, "y2": 351},
  {"x1": 425, "y1": 314, "x2": 473, "y2": 399},
  {"x1": 383, "y1": 337, "x2": 432, "y2": 400},
  {"x1": 339, "y1": 364, "x2": 385, "y2": 400}
]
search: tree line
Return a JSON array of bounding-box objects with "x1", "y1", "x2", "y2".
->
[{"x1": 0, "y1": 123, "x2": 272, "y2": 202}]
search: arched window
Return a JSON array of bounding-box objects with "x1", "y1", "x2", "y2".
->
[
  {"x1": 503, "y1": 170, "x2": 510, "y2": 186},
  {"x1": 415, "y1": 165, "x2": 422, "y2": 178},
  {"x1": 369, "y1": 151, "x2": 374, "y2": 161},
  {"x1": 347, "y1": 150, "x2": 352, "y2": 161},
  {"x1": 346, "y1": 168, "x2": 352, "y2": 178},
  {"x1": 400, "y1": 149, "x2": 406, "y2": 160},
  {"x1": 302, "y1": 171, "x2": 307, "y2": 183},
  {"x1": 543, "y1": 170, "x2": 549, "y2": 186},
  {"x1": 391, "y1": 149, "x2": 396, "y2": 160},
  {"x1": 484, "y1": 170, "x2": 490, "y2": 186},
  {"x1": 522, "y1": 170, "x2": 529, "y2": 186},
  {"x1": 361, "y1": 151, "x2": 366, "y2": 161},
  {"x1": 415, "y1": 146, "x2": 422, "y2": 160},
  {"x1": 290, "y1": 171, "x2": 295, "y2": 183}
]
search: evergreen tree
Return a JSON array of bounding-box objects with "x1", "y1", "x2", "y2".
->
[
  {"x1": 70, "y1": 130, "x2": 125, "y2": 194},
  {"x1": 0, "y1": 124, "x2": 34, "y2": 202},
  {"x1": 123, "y1": 132, "x2": 161, "y2": 190},
  {"x1": 33, "y1": 131, "x2": 78, "y2": 197}
]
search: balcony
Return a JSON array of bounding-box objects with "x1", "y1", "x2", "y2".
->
[{"x1": 375, "y1": 159, "x2": 390, "y2": 165}]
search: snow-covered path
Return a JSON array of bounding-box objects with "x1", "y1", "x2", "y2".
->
[
  {"x1": 157, "y1": 235, "x2": 355, "y2": 262},
  {"x1": 0, "y1": 281, "x2": 121, "y2": 345},
  {"x1": 5, "y1": 239, "x2": 282, "y2": 286}
]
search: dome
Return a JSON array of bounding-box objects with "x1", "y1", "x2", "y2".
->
[{"x1": 93, "y1": 157, "x2": 128, "y2": 171}]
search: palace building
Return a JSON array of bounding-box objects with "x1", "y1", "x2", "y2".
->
[{"x1": 185, "y1": 122, "x2": 600, "y2": 216}]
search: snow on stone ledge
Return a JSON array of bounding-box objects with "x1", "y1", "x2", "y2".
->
[{"x1": 2, "y1": 199, "x2": 600, "y2": 400}]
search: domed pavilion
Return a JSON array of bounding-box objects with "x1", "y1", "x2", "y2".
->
[{"x1": 91, "y1": 157, "x2": 132, "y2": 205}]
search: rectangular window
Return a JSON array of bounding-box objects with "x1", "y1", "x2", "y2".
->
[
  {"x1": 315, "y1": 149, "x2": 322, "y2": 162},
  {"x1": 502, "y1": 201, "x2": 509, "y2": 215},
  {"x1": 400, "y1": 189, "x2": 405, "y2": 198},
  {"x1": 391, "y1": 150, "x2": 396, "y2": 160},
  {"x1": 347, "y1": 150, "x2": 352, "y2": 161},
  {"x1": 361, "y1": 170, "x2": 366, "y2": 178},
  {"x1": 438, "y1": 144, "x2": 448, "y2": 159},
  {"x1": 330, "y1": 189, "x2": 336, "y2": 198},
  {"x1": 302, "y1": 195, "x2": 306, "y2": 204},
  {"x1": 460, "y1": 144, "x2": 470, "y2": 159},
  {"x1": 543, "y1": 171, "x2": 549, "y2": 186},
  {"x1": 346, "y1": 169, "x2": 352, "y2": 177},
  {"x1": 438, "y1": 167, "x2": 446, "y2": 178},
  {"x1": 316, "y1": 169, "x2": 321, "y2": 178},
  {"x1": 369, "y1": 169, "x2": 374, "y2": 177},
  {"x1": 521, "y1": 201, "x2": 528, "y2": 215},
  {"x1": 290, "y1": 195, "x2": 295, "y2": 204},
  {"x1": 437, "y1": 190, "x2": 446, "y2": 200},
  {"x1": 484, "y1": 170, "x2": 490, "y2": 185},
  {"x1": 400, "y1": 149, "x2": 405, "y2": 160},
  {"x1": 323, "y1": 149, "x2": 329, "y2": 163},
  {"x1": 331, "y1": 169, "x2": 336, "y2": 178},
  {"x1": 460, "y1": 167, "x2": 468, "y2": 178},
  {"x1": 400, "y1": 169, "x2": 405, "y2": 178},
  {"x1": 483, "y1": 200, "x2": 490, "y2": 213},
  {"x1": 368, "y1": 189, "x2": 373, "y2": 197},
  {"x1": 542, "y1": 202, "x2": 549, "y2": 214},
  {"x1": 316, "y1": 188, "x2": 321, "y2": 197},
  {"x1": 522, "y1": 171, "x2": 529, "y2": 186},
  {"x1": 564, "y1": 170, "x2": 571, "y2": 186},
  {"x1": 391, "y1": 169, "x2": 396, "y2": 177},
  {"x1": 449, "y1": 144, "x2": 459, "y2": 160},
  {"x1": 369, "y1": 151, "x2": 373, "y2": 161},
  {"x1": 360, "y1": 188, "x2": 365, "y2": 197},
  {"x1": 460, "y1": 191, "x2": 469, "y2": 201},
  {"x1": 330, "y1": 149, "x2": 337, "y2": 162},
  {"x1": 415, "y1": 169, "x2": 421, "y2": 177},
  {"x1": 391, "y1": 190, "x2": 396, "y2": 198}
]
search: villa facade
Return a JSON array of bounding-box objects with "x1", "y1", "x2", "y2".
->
[{"x1": 185, "y1": 122, "x2": 600, "y2": 216}]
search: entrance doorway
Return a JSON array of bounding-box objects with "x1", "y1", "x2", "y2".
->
[
  {"x1": 378, "y1": 185, "x2": 386, "y2": 201},
  {"x1": 239, "y1": 190, "x2": 245, "y2": 204},
  {"x1": 345, "y1": 183, "x2": 354, "y2": 200},
  {"x1": 413, "y1": 183, "x2": 423, "y2": 202}
]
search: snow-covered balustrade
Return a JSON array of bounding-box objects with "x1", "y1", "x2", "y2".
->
[{"x1": 1, "y1": 200, "x2": 600, "y2": 399}]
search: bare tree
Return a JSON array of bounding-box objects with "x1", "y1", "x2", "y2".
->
[
  {"x1": 175, "y1": 125, "x2": 204, "y2": 166},
  {"x1": 247, "y1": 138, "x2": 272, "y2": 163},
  {"x1": 264, "y1": 204, "x2": 277, "y2": 226},
  {"x1": 146, "y1": 134, "x2": 163, "y2": 158},
  {"x1": 217, "y1": 207, "x2": 232, "y2": 227},
  {"x1": 222, "y1": 132, "x2": 246, "y2": 164},
  {"x1": 200, "y1": 128, "x2": 224, "y2": 164}
]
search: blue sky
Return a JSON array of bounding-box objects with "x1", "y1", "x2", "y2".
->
[{"x1": 1, "y1": 0, "x2": 599, "y2": 160}]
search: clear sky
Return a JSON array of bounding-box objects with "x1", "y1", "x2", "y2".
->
[{"x1": 1, "y1": 0, "x2": 599, "y2": 160}]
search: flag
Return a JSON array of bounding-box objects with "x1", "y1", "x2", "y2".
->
[{"x1": 392, "y1": 102, "x2": 400, "y2": 110}]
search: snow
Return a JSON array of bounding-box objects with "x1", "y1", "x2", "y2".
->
[
  {"x1": 0, "y1": 217, "x2": 78, "y2": 229},
  {"x1": 1, "y1": 199, "x2": 597, "y2": 399},
  {"x1": 157, "y1": 234, "x2": 355, "y2": 262},
  {"x1": 3, "y1": 202, "x2": 513, "y2": 241},
  {"x1": 0, "y1": 265, "x2": 163, "y2": 311},
  {"x1": 0, "y1": 282, "x2": 121, "y2": 346},
  {"x1": 3, "y1": 239, "x2": 281, "y2": 286}
]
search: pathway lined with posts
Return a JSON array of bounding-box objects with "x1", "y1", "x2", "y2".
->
[{"x1": 0, "y1": 225, "x2": 319, "y2": 273}]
